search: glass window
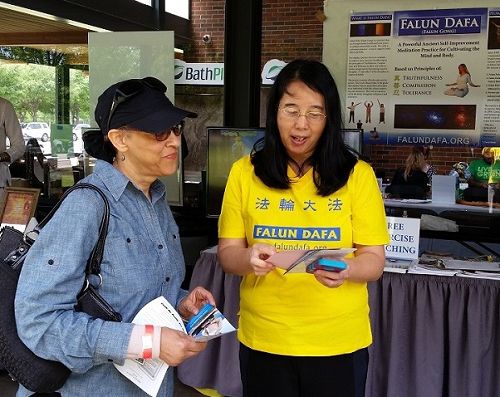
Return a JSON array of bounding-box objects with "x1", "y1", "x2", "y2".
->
[
  {"x1": 166, "y1": 0, "x2": 189, "y2": 19},
  {"x1": 133, "y1": 0, "x2": 189, "y2": 20}
]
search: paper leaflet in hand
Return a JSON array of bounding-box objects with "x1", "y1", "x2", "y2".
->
[
  {"x1": 265, "y1": 248, "x2": 356, "y2": 274},
  {"x1": 114, "y1": 297, "x2": 236, "y2": 397},
  {"x1": 185, "y1": 303, "x2": 236, "y2": 342}
]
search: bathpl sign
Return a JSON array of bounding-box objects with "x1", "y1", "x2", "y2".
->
[
  {"x1": 174, "y1": 60, "x2": 224, "y2": 85},
  {"x1": 385, "y1": 216, "x2": 420, "y2": 260},
  {"x1": 174, "y1": 59, "x2": 288, "y2": 85}
]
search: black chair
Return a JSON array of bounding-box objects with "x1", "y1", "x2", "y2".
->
[{"x1": 385, "y1": 184, "x2": 427, "y2": 200}]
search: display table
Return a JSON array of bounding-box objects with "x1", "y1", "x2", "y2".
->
[
  {"x1": 178, "y1": 248, "x2": 500, "y2": 397},
  {"x1": 384, "y1": 199, "x2": 500, "y2": 248},
  {"x1": 384, "y1": 199, "x2": 500, "y2": 215},
  {"x1": 367, "y1": 271, "x2": 500, "y2": 397}
]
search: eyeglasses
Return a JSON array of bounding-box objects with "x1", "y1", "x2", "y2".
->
[
  {"x1": 106, "y1": 77, "x2": 167, "y2": 133},
  {"x1": 279, "y1": 106, "x2": 326, "y2": 122},
  {"x1": 153, "y1": 122, "x2": 183, "y2": 141}
]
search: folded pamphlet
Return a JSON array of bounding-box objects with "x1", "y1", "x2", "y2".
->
[
  {"x1": 114, "y1": 297, "x2": 236, "y2": 397},
  {"x1": 266, "y1": 248, "x2": 355, "y2": 274}
]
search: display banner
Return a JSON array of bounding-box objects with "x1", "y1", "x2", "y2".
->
[{"x1": 346, "y1": 7, "x2": 500, "y2": 147}]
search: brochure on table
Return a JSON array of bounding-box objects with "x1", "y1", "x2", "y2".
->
[{"x1": 114, "y1": 297, "x2": 236, "y2": 397}]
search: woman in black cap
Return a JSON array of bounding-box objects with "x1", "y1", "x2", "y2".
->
[{"x1": 15, "y1": 77, "x2": 215, "y2": 397}]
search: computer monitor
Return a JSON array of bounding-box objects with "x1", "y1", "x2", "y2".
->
[{"x1": 206, "y1": 127, "x2": 265, "y2": 218}]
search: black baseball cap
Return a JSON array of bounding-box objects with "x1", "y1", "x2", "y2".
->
[{"x1": 95, "y1": 76, "x2": 197, "y2": 136}]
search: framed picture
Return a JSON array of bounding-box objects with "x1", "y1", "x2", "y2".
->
[{"x1": 0, "y1": 187, "x2": 40, "y2": 228}]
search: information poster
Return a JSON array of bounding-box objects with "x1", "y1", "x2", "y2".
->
[{"x1": 346, "y1": 7, "x2": 500, "y2": 147}]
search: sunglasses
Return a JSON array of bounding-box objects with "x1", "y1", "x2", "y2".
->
[
  {"x1": 106, "y1": 77, "x2": 167, "y2": 133},
  {"x1": 153, "y1": 121, "x2": 184, "y2": 141}
]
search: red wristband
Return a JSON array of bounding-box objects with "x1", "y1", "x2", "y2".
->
[{"x1": 142, "y1": 324, "x2": 154, "y2": 359}]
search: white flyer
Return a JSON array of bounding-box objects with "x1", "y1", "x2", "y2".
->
[
  {"x1": 113, "y1": 297, "x2": 185, "y2": 397},
  {"x1": 113, "y1": 296, "x2": 236, "y2": 397}
]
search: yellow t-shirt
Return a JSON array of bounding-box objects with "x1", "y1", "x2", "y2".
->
[{"x1": 219, "y1": 156, "x2": 389, "y2": 356}]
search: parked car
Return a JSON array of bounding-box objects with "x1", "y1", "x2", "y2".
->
[
  {"x1": 72, "y1": 123, "x2": 90, "y2": 141},
  {"x1": 21, "y1": 122, "x2": 51, "y2": 142},
  {"x1": 72, "y1": 123, "x2": 90, "y2": 153}
]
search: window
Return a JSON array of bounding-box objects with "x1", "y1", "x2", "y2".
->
[
  {"x1": 166, "y1": 0, "x2": 189, "y2": 19},
  {"x1": 133, "y1": 0, "x2": 189, "y2": 19}
]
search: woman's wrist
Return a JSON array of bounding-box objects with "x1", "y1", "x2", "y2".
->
[{"x1": 125, "y1": 324, "x2": 161, "y2": 360}]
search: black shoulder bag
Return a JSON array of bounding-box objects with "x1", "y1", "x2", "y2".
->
[{"x1": 0, "y1": 183, "x2": 122, "y2": 393}]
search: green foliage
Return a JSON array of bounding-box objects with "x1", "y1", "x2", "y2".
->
[
  {"x1": 0, "y1": 47, "x2": 66, "y2": 66},
  {"x1": 0, "y1": 63, "x2": 89, "y2": 124},
  {"x1": 70, "y1": 69, "x2": 90, "y2": 124}
]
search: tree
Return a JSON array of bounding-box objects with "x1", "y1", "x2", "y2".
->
[
  {"x1": 70, "y1": 69, "x2": 90, "y2": 124},
  {"x1": 15, "y1": 65, "x2": 55, "y2": 122},
  {"x1": 0, "y1": 65, "x2": 19, "y2": 102},
  {"x1": 0, "y1": 47, "x2": 66, "y2": 66},
  {"x1": 0, "y1": 47, "x2": 90, "y2": 125}
]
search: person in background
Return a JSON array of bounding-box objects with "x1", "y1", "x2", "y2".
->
[
  {"x1": 0, "y1": 97, "x2": 26, "y2": 192},
  {"x1": 444, "y1": 63, "x2": 480, "y2": 97},
  {"x1": 420, "y1": 146, "x2": 436, "y2": 185},
  {"x1": 385, "y1": 146, "x2": 430, "y2": 199},
  {"x1": 218, "y1": 59, "x2": 389, "y2": 397},
  {"x1": 15, "y1": 77, "x2": 215, "y2": 397},
  {"x1": 464, "y1": 147, "x2": 500, "y2": 202}
]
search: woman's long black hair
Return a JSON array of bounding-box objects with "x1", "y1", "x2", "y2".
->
[{"x1": 251, "y1": 59, "x2": 357, "y2": 196}]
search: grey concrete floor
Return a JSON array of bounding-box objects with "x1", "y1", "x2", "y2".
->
[{"x1": 0, "y1": 369, "x2": 205, "y2": 396}]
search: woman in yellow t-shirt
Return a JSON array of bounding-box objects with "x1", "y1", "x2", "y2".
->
[{"x1": 218, "y1": 59, "x2": 389, "y2": 397}]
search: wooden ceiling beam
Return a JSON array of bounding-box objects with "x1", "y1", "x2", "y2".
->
[{"x1": 0, "y1": 31, "x2": 88, "y2": 45}]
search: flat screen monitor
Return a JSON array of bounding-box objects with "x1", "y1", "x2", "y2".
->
[{"x1": 206, "y1": 127, "x2": 265, "y2": 218}]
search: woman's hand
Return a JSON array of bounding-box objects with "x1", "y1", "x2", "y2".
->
[
  {"x1": 159, "y1": 327, "x2": 207, "y2": 366},
  {"x1": 177, "y1": 286, "x2": 216, "y2": 320},
  {"x1": 313, "y1": 267, "x2": 349, "y2": 288},
  {"x1": 218, "y1": 239, "x2": 277, "y2": 276},
  {"x1": 248, "y1": 243, "x2": 277, "y2": 276}
]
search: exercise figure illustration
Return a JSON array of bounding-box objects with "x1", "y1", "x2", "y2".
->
[
  {"x1": 377, "y1": 99, "x2": 385, "y2": 124},
  {"x1": 347, "y1": 101, "x2": 361, "y2": 123},
  {"x1": 444, "y1": 64, "x2": 480, "y2": 98},
  {"x1": 364, "y1": 101, "x2": 373, "y2": 123}
]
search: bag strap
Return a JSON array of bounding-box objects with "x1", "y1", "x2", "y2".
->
[{"x1": 36, "y1": 183, "x2": 110, "y2": 277}]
